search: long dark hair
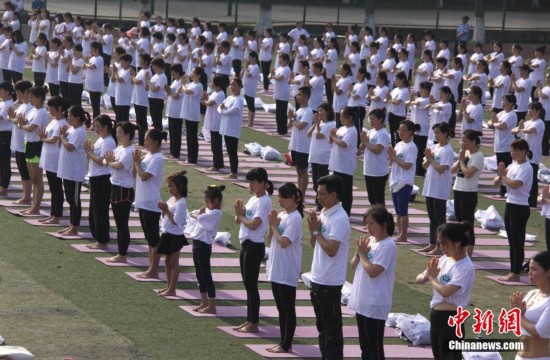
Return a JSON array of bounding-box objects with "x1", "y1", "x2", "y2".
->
[
  {"x1": 364, "y1": 205, "x2": 395, "y2": 237},
  {"x1": 277, "y1": 182, "x2": 304, "y2": 217},
  {"x1": 437, "y1": 222, "x2": 473, "y2": 247},
  {"x1": 246, "y1": 168, "x2": 274, "y2": 196}
]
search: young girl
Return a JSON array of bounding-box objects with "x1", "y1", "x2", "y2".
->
[
  {"x1": 8, "y1": 29, "x2": 26, "y2": 83},
  {"x1": 485, "y1": 42, "x2": 504, "y2": 97},
  {"x1": 442, "y1": 57, "x2": 463, "y2": 134},
  {"x1": 427, "y1": 86, "x2": 453, "y2": 144},
  {"x1": 241, "y1": 50, "x2": 259, "y2": 127},
  {"x1": 332, "y1": 64, "x2": 352, "y2": 126},
  {"x1": 67, "y1": 44, "x2": 84, "y2": 106},
  {"x1": 269, "y1": 53, "x2": 291, "y2": 135},
  {"x1": 233, "y1": 168, "x2": 273, "y2": 333},
  {"x1": 230, "y1": 27, "x2": 244, "y2": 76},
  {"x1": 529, "y1": 46, "x2": 546, "y2": 100},
  {"x1": 512, "y1": 64, "x2": 534, "y2": 123},
  {"x1": 0, "y1": 81, "x2": 14, "y2": 196},
  {"x1": 84, "y1": 41, "x2": 104, "y2": 120},
  {"x1": 131, "y1": 53, "x2": 151, "y2": 146},
  {"x1": 429, "y1": 57, "x2": 447, "y2": 101},
  {"x1": 104, "y1": 121, "x2": 137, "y2": 263},
  {"x1": 30, "y1": 33, "x2": 47, "y2": 87},
  {"x1": 386, "y1": 71, "x2": 410, "y2": 146},
  {"x1": 368, "y1": 71, "x2": 389, "y2": 113},
  {"x1": 344, "y1": 24, "x2": 358, "y2": 58},
  {"x1": 165, "y1": 63, "x2": 184, "y2": 159},
  {"x1": 37, "y1": 96, "x2": 68, "y2": 225},
  {"x1": 413, "y1": 50, "x2": 433, "y2": 94},
  {"x1": 359, "y1": 26, "x2": 373, "y2": 70},
  {"x1": 388, "y1": 120, "x2": 419, "y2": 242},
  {"x1": 157, "y1": 171, "x2": 189, "y2": 297},
  {"x1": 46, "y1": 37, "x2": 61, "y2": 96},
  {"x1": 465, "y1": 60, "x2": 488, "y2": 107},
  {"x1": 349, "y1": 206, "x2": 397, "y2": 360},
  {"x1": 58, "y1": 36, "x2": 73, "y2": 98},
  {"x1": 187, "y1": 184, "x2": 225, "y2": 312},
  {"x1": 468, "y1": 42, "x2": 484, "y2": 75},
  {"x1": 259, "y1": 28, "x2": 273, "y2": 93},
  {"x1": 147, "y1": 57, "x2": 167, "y2": 130},
  {"x1": 0, "y1": 26, "x2": 12, "y2": 84},
  {"x1": 292, "y1": 35, "x2": 308, "y2": 78},
  {"x1": 265, "y1": 182, "x2": 304, "y2": 353},
  {"x1": 367, "y1": 41, "x2": 382, "y2": 89},
  {"x1": 323, "y1": 38, "x2": 338, "y2": 106},
  {"x1": 162, "y1": 33, "x2": 176, "y2": 83},
  {"x1": 288, "y1": 86, "x2": 312, "y2": 195},
  {"x1": 305, "y1": 61, "x2": 326, "y2": 113},
  {"x1": 203, "y1": 75, "x2": 225, "y2": 171},
  {"x1": 348, "y1": 67, "x2": 368, "y2": 143},
  {"x1": 346, "y1": 41, "x2": 361, "y2": 78},
  {"x1": 57, "y1": 105, "x2": 90, "y2": 235},
  {"x1": 508, "y1": 43, "x2": 523, "y2": 79},
  {"x1": 396, "y1": 49, "x2": 410, "y2": 79},
  {"x1": 113, "y1": 53, "x2": 133, "y2": 123},
  {"x1": 380, "y1": 48, "x2": 397, "y2": 88},
  {"x1": 131, "y1": 26, "x2": 150, "y2": 69},
  {"x1": 180, "y1": 66, "x2": 206, "y2": 164},
  {"x1": 134, "y1": 129, "x2": 166, "y2": 279},
  {"x1": 416, "y1": 222, "x2": 475, "y2": 360},
  {"x1": 219, "y1": 79, "x2": 245, "y2": 179},
  {"x1": 83, "y1": 114, "x2": 116, "y2": 249},
  {"x1": 458, "y1": 85, "x2": 483, "y2": 132}
]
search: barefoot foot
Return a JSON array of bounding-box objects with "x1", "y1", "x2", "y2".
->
[
  {"x1": 106, "y1": 255, "x2": 127, "y2": 263},
  {"x1": 266, "y1": 345, "x2": 291, "y2": 353},
  {"x1": 237, "y1": 323, "x2": 259, "y2": 333},
  {"x1": 498, "y1": 273, "x2": 520, "y2": 282},
  {"x1": 12, "y1": 198, "x2": 31, "y2": 205},
  {"x1": 233, "y1": 321, "x2": 250, "y2": 331},
  {"x1": 418, "y1": 245, "x2": 436, "y2": 252},
  {"x1": 136, "y1": 271, "x2": 159, "y2": 279},
  {"x1": 224, "y1": 173, "x2": 238, "y2": 179},
  {"x1": 38, "y1": 216, "x2": 52, "y2": 223},
  {"x1": 198, "y1": 306, "x2": 216, "y2": 314},
  {"x1": 86, "y1": 242, "x2": 109, "y2": 250}
]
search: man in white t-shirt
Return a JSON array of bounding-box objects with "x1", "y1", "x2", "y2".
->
[{"x1": 307, "y1": 174, "x2": 350, "y2": 360}]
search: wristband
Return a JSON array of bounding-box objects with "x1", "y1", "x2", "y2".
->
[{"x1": 312, "y1": 230, "x2": 319, "y2": 236}]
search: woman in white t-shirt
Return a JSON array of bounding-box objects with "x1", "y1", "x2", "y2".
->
[
  {"x1": 441, "y1": 57, "x2": 463, "y2": 135},
  {"x1": 484, "y1": 41, "x2": 504, "y2": 97},
  {"x1": 494, "y1": 139, "x2": 533, "y2": 282},
  {"x1": 134, "y1": 129, "x2": 166, "y2": 279},
  {"x1": 36, "y1": 96, "x2": 68, "y2": 225},
  {"x1": 180, "y1": 66, "x2": 205, "y2": 164},
  {"x1": 202, "y1": 76, "x2": 225, "y2": 171},
  {"x1": 131, "y1": 53, "x2": 151, "y2": 146},
  {"x1": 84, "y1": 41, "x2": 104, "y2": 119},
  {"x1": 348, "y1": 67, "x2": 368, "y2": 145},
  {"x1": 234, "y1": 168, "x2": 273, "y2": 334},
  {"x1": 427, "y1": 86, "x2": 452, "y2": 144},
  {"x1": 359, "y1": 26, "x2": 373, "y2": 70},
  {"x1": 230, "y1": 27, "x2": 245, "y2": 76},
  {"x1": 464, "y1": 60, "x2": 488, "y2": 107},
  {"x1": 58, "y1": 36, "x2": 73, "y2": 98},
  {"x1": 164, "y1": 63, "x2": 184, "y2": 159},
  {"x1": 240, "y1": 51, "x2": 260, "y2": 127},
  {"x1": 367, "y1": 42, "x2": 382, "y2": 88},
  {"x1": 530, "y1": 46, "x2": 546, "y2": 101},
  {"x1": 331, "y1": 64, "x2": 352, "y2": 126},
  {"x1": 367, "y1": 71, "x2": 389, "y2": 113},
  {"x1": 323, "y1": 38, "x2": 338, "y2": 106},
  {"x1": 82, "y1": 114, "x2": 116, "y2": 249},
  {"x1": 386, "y1": 71, "x2": 410, "y2": 146},
  {"x1": 67, "y1": 44, "x2": 84, "y2": 106},
  {"x1": 512, "y1": 64, "x2": 534, "y2": 123},
  {"x1": 328, "y1": 106, "x2": 358, "y2": 216},
  {"x1": 57, "y1": 105, "x2": 90, "y2": 236},
  {"x1": 269, "y1": 53, "x2": 291, "y2": 135},
  {"x1": 31, "y1": 33, "x2": 48, "y2": 87},
  {"x1": 536, "y1": 73, "x2": 550, "y2": 156},
  {"x1": 308, "y1": 103, "x2": 336, "y2": 211},
  {"x1": 113, "y1": 53, "x2": 133, "y2": 123},
  {"x1": 388, "y1": 120, "x2": 419, "y2": 242},
  {"x1": 420, "y1": 122, "x2": 455, "y2": 255},
  {"x1": 380, "y1": 48, "x2": 397, "y2": 88},
  {"x1": 458, "y1": 85, "x2": 483, "y2": 132},
  {"x1": 8, "y1": 29, "x2": 27, "y2": 83},
  {"x1": 46, "y1": 37, "x2": 61, "y2": 97},
  {"x1": 361, "y1": 108, "x2": 390, "y2": 207},
  {"x1": 396, "y1": 49, "x2": 410, "y2": 80},
  {"x1": 451, "y1": 130, "x2": 484, "y2": 256},
  {"x1": 147, "y1": 57, "x2": 167, "y2": 130},
  {"x1": 39, "y1": 9, "x2": 50, "y2": 39},
  {"x1": 493, "y1": 61, "x2": 513, "y2": 112},
  {"x1": 429, "y1": 57, "x2": 447, "y2": 102},
  {"x1": 413, "y1": 50, "x2": 434, "y2": 94},
  {"x1": 259, "y1": 28, "x2": 273, "y2": 93},
  {"x1": 265, "y1": 182, "x2": 303, "y2": 354},
  {"x1": 407, "y1": 81, "x2": 432, "y2": 177},
  {"x1": 219, "y1": 78, "x2": 244, "y2": 179},
  {"x1": 349, "y1": 206, "x2": 397, "y2": 360},
  {"x1": 416, "y1": 222, "x2": 475, "y2": 360},
  {"x1": 0, "y1": 82, "x2": 13, "y2": 197}
]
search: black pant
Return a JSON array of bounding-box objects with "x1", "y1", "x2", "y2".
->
[
  {"x1": 103, "y1": 54, "x2": 112, "y2": 87},
  {"x1": 311, "y1": 163, "x2": 329, "y2": 208},
  {"x1": 63, "y1": 179, "x2": 82, "y2": 226},
  {"x1": 271, "y1": 281, "x2": 297, "y2": 352},
  {"x1": 10, "y1": 71, "x2": 22, "y2": 84},
  {"x1": 426, "y1": 196, "x2": 446, "y2": 245},
  {"x1": 275, "y1": 100, "x2": 288, "y2": 135},
  {"x1": 168, "y1": 117, "x2": 183, "y2": 158},
  {"x1": 164, "y1": 63, "x2": 172, "y2": 85},
  {"x1": 240, "y1": 239, "x2": 265, "y2": 324},
  {"x1": 505, "y1": 202, "x2": 530, "y2": 274},
  {"x1": 325, "y1": 78, "x2": 333, "y2": 108},
  {"x1": 260, "y1": 60, "x2": 271, "y2": 91},
  {"x1": 48, "y1": 83, "x2": 60, "y2": 97},
  {"x1": 545, "y1": 218, "x2": 550, "y2": 251},
  {"x1": 516, "y1": 111, "x2": 527, "y2": 125},
  {"x1": 388, "y1": 112, "x2": 405, "y2": 146},
  {"x1": 453, "y1": 190, "x2": 477, "y2": 245},
  {"x1": 210, "y1": 130, "x2": 224, "y2": 169},
  {"x1": 430, "y1": 309, "x2": 464, "y2": 360},
  {"x1": 34, "y1": 72, "x2": 46, "y2": 87},
  {"x1": 60, "y1": 81, "x2": 69, "y2": 99},
  {"x1": 531, "y1": 86, "x2": 539, "y2": 102},
  {"x1": 148, "y1": 97, "x2": 164, "y2": 130},
  {"x1": 89, "y1": 91, "x2": 102, "y2": 120},
  {"x1": 2, "y1": 69, "x2": 11, "y2": 84},
  {"x1": 193, "y1": 240, "x2": 216, "y2": 298},
  {"x1": 185, "y1": 120, "x2": 199, "y2": 163},
  {"x1": 224, "y1": 135, "x2": 239, "y2": 174},
  {"x1": 354, "y1": 106, "x2": 366, "y2": 147},
  {"x1": 216, "y1": 73, "x2": 230, "y2": 95},
  {"x1": 111, "y1": 185, "x2": 134, "y2": 256},
  {"x1": 15, "y1": 151, "x2": 29, "y2": 181},
  {"x1": 449, "y1": 98, "x2": 457, "y2": 136},
  {"x1": 334, "y1": 171, "x2": 353, "y2": 216},
  {"x1": 67, "y1": 82, "x2": 83, "y2": 106},
  {"x1": 413, "y1": 135, "x2": 428, "y2": 176},
  {"x1": 89, "y1": 174, "x2": 111, "y2": 243},
  {"x1": 110, "y1": 96, "x2": 118, "y2": 122},
  {"x1": 0, "y1": 131, "x2": 11, "y2": 188},
  {"x1": 310, "y1": 282, "x2": 344, "y2": 360},
  {"x1": 116, "y1": 104, "x2": 130, "y2": 124},
  {"x1": 543, "y1": 121, "x2": 550, "y2": 156},
  {"x1": 496, "y1": 152, "x2": 512, "y2": 196},
  {"x1": 134, "y1": 104, "x2": 148, "y2": 145},
  {"x1": 364, "y1": 174, "x2": 388, "y2": 207},
  {"x1": 139, "y1": 209, "x2": 161, "y2": 247},
  {"x1": 46, "y1": 171, "x2": 63, "y2": 218},
  {"x1": 356, "y1": 314, "x2": 385, "y2": 360},
  {"x1": 529, "y1": 163, "x2": 539, "y2": 208},
  {"x1": 232, "y1": 59, "x2": 242, "y2": 78}
]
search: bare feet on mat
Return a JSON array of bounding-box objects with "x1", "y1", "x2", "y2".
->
[
  {"x1": 393, "y1": 237, "x2": 408, "y2": 243},
  {"x1": 86, "y1": 242, "x2": 109, "y2": 250},
  {"x1": 206, "y1": 167, "x2": 219, "y2": 172},
  {"x1": 106, "y1": 255, "x2": 127, "y2": 263},
  {"x1": 233, "y1": 321, "x2": 249, "y2": 331},
  {"x1": 192, "y1": 303, "x2": 207, "y2": 312},
  {"x1": 198, "y1": 306, "x2": 216, "y2": 314},
  {"x1": 158, "y1": 290, "x2": 176, "y2": 297},
  {"x1": 266, "y1": 345, "x2": 290, "y2": 353},
  {"x1": 43, "y1": 217, "x2": 60, "y2": 225},
  {"x1": 237, "y1": 323, "x2": 259, "y2": 333},
  {"x1": 12, "y1": 198, "x2": 31, "y2": 205},
  {"x1": 136, "y1": 271, "x2": 158, "y2": 279},
  {"x1": 57, "y1": 227, "x2": 71, "y2": 234},
  {"x1": 224, "y1": 173, "x2": 238, "y2": 179},
  {"x1": 38, "y1": 215, "x2": 52, "y2": 223},
  {"x1": 418, "y1": 244, "x2": 435, "y2": 252},
  {"x1": 427, "y1": 248, "x2": 443, "y2": 256},
  {"x1": 155, "y1": 288, "x2": 168, "y2": 294},
  {"x1": 498, "y1": 273, "x2": 520, "y2": 282}
]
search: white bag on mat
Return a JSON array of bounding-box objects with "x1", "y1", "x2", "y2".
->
[
  {"x1": 386, "y1": 312, "x2": 414, "y2": 327},
  {"x1": 261, "y1": 146, "x2": 282, "y2": 161},
  {"x1": 102, "y1": 93, "x2": 112, "y2": 110},
  {"x1": 301, "y1": 272, "x2": 312, "y2": 289},
  {"x1": 0, "y1": 346, "x2": 35, "y2": 360},
  {"x1": 484, "y1": 155, "x2": 497, "y2": 171},
  {"x1": 474, "y1": 205, "x2": 504, "y2": 230},
  {"x1": 399, "y1": 313, "x2": 431, "y2": 346},
  {"x1": 214, "y1": 232, "x2": 232, "y2": 246},
  {"x1": 446, "y1": 200, "x2": 456, "y2": 221},
  {"x1": 244, "y1": 142, "x2": 263, "y2": 156},
  {"x1": 340, "y1": 281, "x2": 352, "y2": 305},
  {"x1": 538, "y1": 163, "x2": 550, "y2": 184},
  {"x1": 463, "y1": 352, "x2": 502, "y2": 360}
]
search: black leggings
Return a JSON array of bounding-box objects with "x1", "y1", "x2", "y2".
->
[
  {"x1": 356, "y1": 314, "x2": 385, "y2": 360},
  {"x1": 139, "y1": 209, "x2": 161, "y2": 247},
  {"x1": 63, "y1": 179, "x2": 82, "y2": 226},
  {"x1": 354, "y1": 106, "x2": 366, "y2": 147},
  {"x1": 453, "y1": 190, "x2": 477, "y2": 245},
  {"x1": 60, "y1": 81, "x2": 69, "y2": 99},
  {"x1": 34, "y1": 72, "x2": 46, "y2": 87},
  {"x1": 67, "y1": 82, "x2": 83, "y2": 106},
  {"x1": 148, "y1": 97, "x2": 164, "y2": 130},
  {"x1": 310, "y1": 282, "x2": 344, "y2": 360},
  {"x1": 275, "y1": 100, "x2": 288, "y2": 135},
  {"x1": 168, "y1": 117, "x2": 183, "y2": 158},
  {"x1": 10, "y1": 70, "x2": 22, "y2": 84},
  {"x1": 334, "y1": 171, "x2": 353, "y2": 216},
  {"x1": 496, "y1": 152, "x2": 513, "y2": 196},
  {"x1": 260, "y1": 60, "x2": 271, "y2": 91},
  {"x1": 15, "y1": 151, "x2": 29, "y2": 181},
  {"x1": 364, "y1": 174, "x2": 388, "y2": 207},
  {"x1": 430, "y1": 309, "x2": 464, "y2": 360},
  {"x1": 2, "y1": 69, "x2": 11, "y2": 84},
  {"x1": 529, "y1": 163, "x2": 539, "y2": 208},
  {"x1": 116, "y1": 105, "x2": 130, "y2": 124},
  {"x1": 388, "y1": 112, "x2": 406, "y2": 147},
  {"x1": 134, "y1": 104, "x2": 148, "y2": 145},
  {"x1": 325, "y1": 78, "x2": 333, "y2": 109},
  {"x1": 210, "y1": 130, "x2": 224, "y2": 169},
  {"x1": 46, "y1": 171, "x2": 63, "y2": 218},
  {"x1": 240, "y1": 239, "x2": 265, "y2": 324},
  {"x1": 185, "y1": 120, "x2": 199, "y2": 163},
  {"x1": 311, "y1": 163, "x2": 329, "y2": 208},
  {"x1": 271, "y1": 281, "x2": 297, "y2": 352},
  {"x1": 193, "y1": 240, "x2": 216, "y2": 298},
  {"x1": 110, "y1": 185, "x2": 134, "y2": 256},
  {"x1": 224, "y1": 135, "x2": 239, "y2": 174},
  {"x1": 448, "y1": 97, "x2": 457, "y2": 136},
  {"x1": 48, "y1": 83, "x2": 60, "y2": 97},
  {"x1": 505, "y1": 202, "x2": 530, "y2": 274},
  {"x1": 545, "y1": 218, "x2": 550, "y2": 251},
  {"x1": 232, "y1": 59, "x2": 242, "y2": 78},
  {"x1": 103, "y1": 54, "x2": 112, "y2": 87},
  {"x1": 543, "y1": 121, "x2": 550, "y2": 157},
  {"x1": 0, "y1": 131, "x2": 11, "y2": 188},
  {"x1": 426, "y1": 196, "x2": 447, "y2": 245},
  {"x1": 89, "y1": 91, "x2": 102, "y2": 120},
  {"x1": 413, "y1": 135, "x2": 428, "y2": 176},
  {"x1": 89, "y1": 174, "x2": 111, "y2": 243}
]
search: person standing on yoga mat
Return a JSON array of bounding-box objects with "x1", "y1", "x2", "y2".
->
[
  {"x1": 0, "y1": 81, "x2": 15, "y2": 197},
  {"x1": 265, "y1": 182, "x2": 304, "y2": 354},
  {"x1": 416, "y1": 222, "x2": 475, "y2": 360},
  {"x1": 349, "y1": 206, "x2": 396, "y2": 360},
  {"x1": 233, "y1": 168, "x2": 273, "y2": 334},
  {"x1": 307, "y1": 174, "x2": 350, "y2": 360}
]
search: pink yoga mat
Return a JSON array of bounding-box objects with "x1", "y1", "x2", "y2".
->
[
  {"x1": 245, "y1": 344, "x2": 433, "y2": 359},
  {"x1": 411, "y1": 248, "x2": 538, "y2": 259},
  {"x1": 96, "y1": 257, "x2": 241, "y2": 267},
  {"x1": 25, "y1": 218, "x2": 142, "y2": 227},
  {"x1": 404, "y1": 237, "x2": 532, "y2": 247},
  {"x1": 155, "y1": 288, "x2": 311, "y2": 301},
  {"x1": 485, "y1": 275, "x2": 534, "y2": 286},
  {"x1": 126, "y1": 271, "x2": 268, "y2": 283},
  {"x1": 5, "y1": 208, "x2": 55, "y2": 217},
  {"x1": 473, "y1": 261, "x2": 510, "y2": 270},
  {"x1": 55, "y1": 233, "x2": 145, "y2": 241},
  {"x1": 218, "y1": 325, "x2": 400, "y2": 339},
  {"x1": 180, "y1": 305, "x2": 355, "y2": 318},
  {"x1": 72, "y1": 242, "x2": 234, "y2": 254}
]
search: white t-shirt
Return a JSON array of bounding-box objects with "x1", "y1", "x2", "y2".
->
[
  {"x1": 422, "y1": 143, "x2": 454, "y2": 200},
  {"x1": 185, "y1": 208, "x2": 222, "y2": 244},
  {"x1": 238, "y1": 194, "x2": 272, "y2": 243},
  {"x1": 308, "y1": 75, "x2": 324, "y2": 110},
  {"x1": 230, "y1": 36, "x2": 244, "y2": 61},
  {"x1": 215, "y1": 53, "x2": 232, "y2": 75},
  {"x1": 243, "y1": 63, "x2": 260, "y2": 97},
  {"x1": 289, "y1": 106, "x2": 313, "y2": 154},
  {"x1": 492, "y1": 74, "x2": 511, "y2": 109},
  {"x1": 363, "y1": 127, "x2": 390, "y2": 176},
  {"x1": 453, "y1": 150, "x2": 484, "y2": 192},
  {"x1": 508, "y1": 54, "x2": 523, "y2": 79},
  {"x1": 180, "y1": 82, "x2": 203, "y2": 122},
  {"x1": 469, "y1": 73, "x2": 488, "y2": 105},
  {"x1": 135, "y1": 152, "x2": 164, "y2": 212},
  {"x1": 161, "y1": 197, "x2": 187, "y2": 235},
  {"x1": 348, "y1": 81, "x2": 367, "y2": 108},
  {"x1": 462, "y1": 103, "x2": 483, "y2": 132},
  {"x1": 31, "y1": 45, "x2": 47, "y2": 73},
  {"x1": 530, "y1": 58, "x2": 546, "y2": 84},
  {"x1": 89, "y1": 136, "x2": 116, "y2": 177},
  {"x1": 102, "y1": 34, "x2": 114, "y2": 56},
  {"x1": 8, "y1": 42, "x2": 27, "y2": 74},
  {"x1": 57, "y1": 49, "x2": 71, "y2": 82},
  {"x1": 266, "y1": 210, "x2": 303, "y2": 287},
  {"x1": 218, "y1": 95, "x2": 244, "y2": 138},
  {"x1": 521, "y1": 290, "x2": 550, "y2": 338},
  {"x1": 39, "y1": 118, "x2": 67, "y2": 173},
  {"x1": 109, "y1": 145, "x2": 135, "y2": 188},
  {"x1": 370, "y1": 85, "x2": 389, "y2": 111},
  {"x1": 328, "y1": 125, "x2": 357, "y2": 175},
  {"x1": 25, "y1": 107, "x2": 48, "y2": 142},
  {"x1": 347, "y1": 53, "x2": 361, "y2": 76},
  {"x1": 396, "y1": 60, "x2": 410, "y2": 79},
  {"x1": 10, "y1": 102, "x2": 32, "y2": 152},
  {"x1": 131, "y1": 68, "x2": 151, "y2": 107},
  {"x1": 0, "y1": 99, "x2": 12, "y2": 132},
  {"x1": 436, "y1": 48, "x2": 451, "y2": 61},
  {"x1": 429, "y1": 255, "x2": 475, "y2": 308},
  {"x1": 203, "y1": 90, "x2": 225, "y2": 132},
  {"x1": 348, "y1": 236, "x2": 396, "y2": 320},
  {"x1": 468, "y1": 52, "x2": 485, "y2": 75},
  {"x1": 381, "y1": 58, "x2": 396, "y2": 87},
  {"x1": 430, "y1": 68, "x2": 444, "y2": 101},
  {"x1": 428, "y1": 102, "x2": 452, "y2": 143},
  {"x1": 273, "y1": 66, "x2": 291, "y2": 101},
  {"x1": 414, "y1": 62, "x2": 433, "y2": 93},
  {"x1": 406, "y1": 43, "x2": 416, "y2": 71},
  {"x1": 494, "y1": 110, "x2": 517, "y2": 153},
  {"x1": 360, "y1": 34, "x2": 374, "y2": 59},
  {"x1": 376, "y1": 36, "x2": 388, "y2": 56},
  {"x1": 324, "y1": 48, "x2": 338, "y2": 78},
  {"x1": 367, "y1": 53, "x2": 382, "y2": 86},
  {"x1": 148, "y1": 73, "x2": 167, "y2": 99},
  {"x1": 85, "y1": 55, "x2": 104, "y2": 93},
  {"x1": 0, "y1": 38, "x2": 10, "y2": 69},
  {"x1": 68, "y1": 57, "x2": 84, "y2": 84},
  {"x1": 309, "y1": 120, "x2": 336, "y2": 165},
  {"x1": 522, "y1": 118, "x2": 545, "y2": 165},
  {"x1": 45, "y1": 51, "x2": 59, "y2": 85},
  {"x1": 259, "y1": 37, "x2": 273, "y2": 62},
  {"x1": 135, "y1": 37, "x2": 150, "y2": 64},
  {"x1": 165, "y1": 79, "x2": 183, "y2": 118},
  {"x1": 115, "y1": 67, "x2": 132, "y2": 106},
  {"x1": 390, "y1": 140, "x2": 417, "y2": 187},
  {"x1": 488, "y1": 52, "x2": 504, "y2": 79},
  {"x1": 311, "y1": 203, "x2": 350, "y2": 286},
  {"x1": 443, "y1": 69, "x2": 462, "y2": 99},
  {"x1": 200, "y1": 53, "x2": 214, "y2": 83},
  {"x1": 410, "y1": 97, "x2": 430, "y2": 137},
  {"x1": 539, "y1": 86, "x2": 550, "y2": 121},
  {"x1": 515, "y1": 77, "x2": 533, "y2": 112},
  {"x1": 333, "y1": 76, "x2": 351, "y2": 112},
  {"x1": 56, "y1": 126, "x2": 87, "y2": 182},
  {"x1": 175, "y1": 43, "x2": 189, "y2": 71},
  {"x1": 388, "y1": 87, "x2": 409, "y2": 116}
]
